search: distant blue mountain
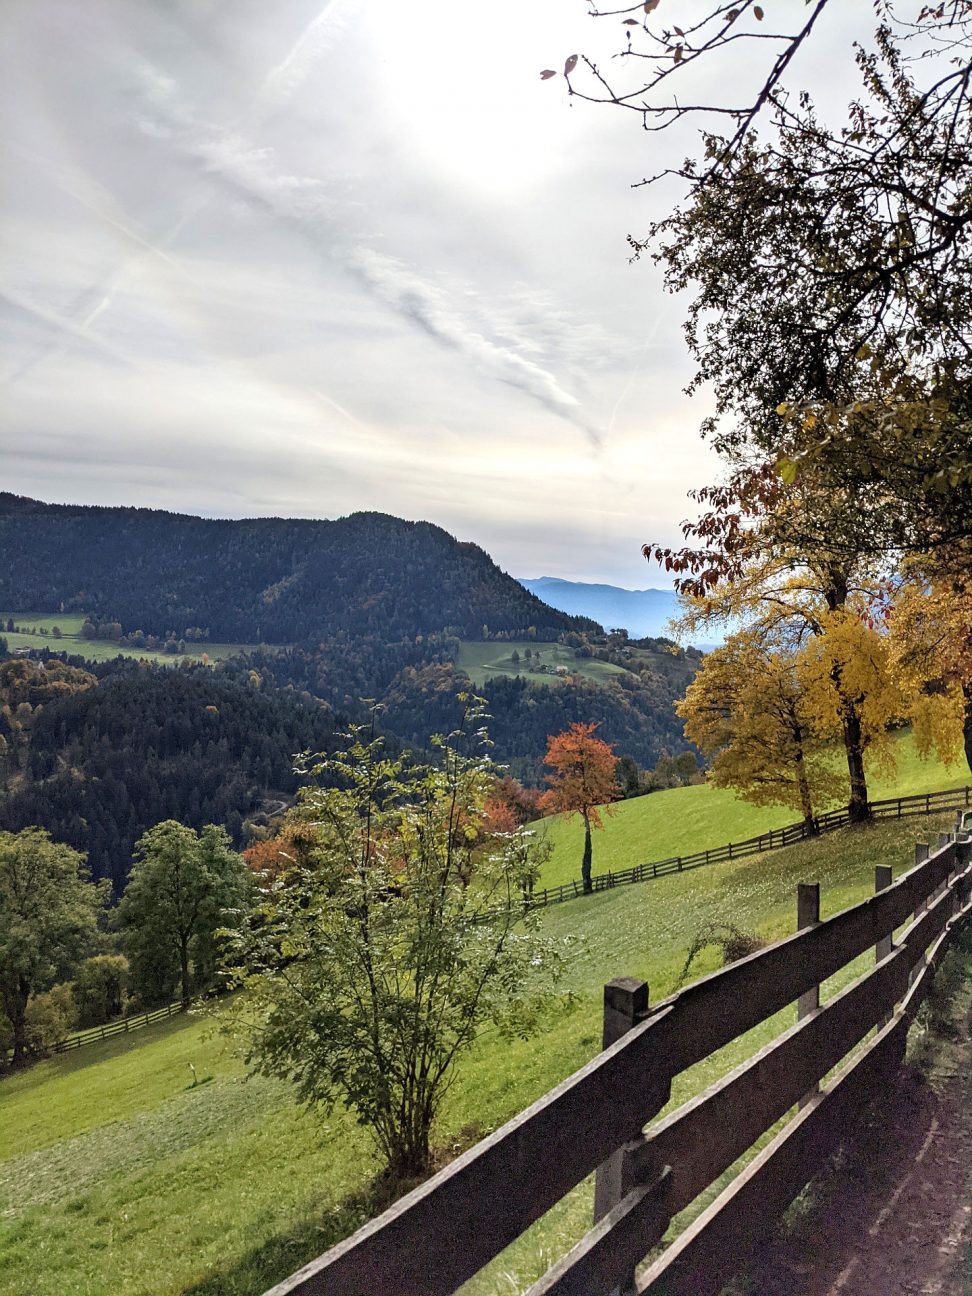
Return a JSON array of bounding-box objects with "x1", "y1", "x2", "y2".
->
[{"x1": 518, "y1": 577, "x2": 681, "y2": 640}]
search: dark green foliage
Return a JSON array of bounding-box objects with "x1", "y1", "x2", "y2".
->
[
  {"x1": 72, "y1": 954, "x2": 129, "y2": 1027},
  {"x1": 118, "y1": 821, "x2": 249, "y2": 1008},
  {"x1": 0, "y1": 495, "x2": 595, "y2": 643},
  {"x1": 0, "y1": 662, "x2": 345, "y2": 892},
  {"x1": 0, "y1": 828, "x2": 108, "y2": 1064}
]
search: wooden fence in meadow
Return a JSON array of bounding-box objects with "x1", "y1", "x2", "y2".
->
[
  {"x1": 531, "y1": 782, "x2": 972, "y2": 908},
  {"x1": 265, "y1": 813, "x2": 972, "y2": 1296},
  {"x1": 52, "y1": 999, "x2": 185, "y2": 1053}
]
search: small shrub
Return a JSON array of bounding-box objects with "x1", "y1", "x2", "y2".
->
[{"x1": 674, "y1": 922, "x2": 765, "y2": 991}]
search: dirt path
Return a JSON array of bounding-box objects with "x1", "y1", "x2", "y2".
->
[{"x1": 737, "y1": 970, "x2": 972, "y2": 1296}]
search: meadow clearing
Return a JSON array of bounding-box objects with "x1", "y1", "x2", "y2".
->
[{"x1": 1, "y1": 613, "x2": 256, "y2": 666}]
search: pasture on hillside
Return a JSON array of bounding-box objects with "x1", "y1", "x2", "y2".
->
[
  {"x1": 536, "y1": 727, "x2": 971, "y2": 891},
  {"x1": 0, "y1": 810, "x2": 960, "y2": 1296},
  {"x1": 457, "y1": 639, "x2": 628, "y2": 687},
  {"x1": 1, "y1": 611, "x2": 257, "y2": 666}
]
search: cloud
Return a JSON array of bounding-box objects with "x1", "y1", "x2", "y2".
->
[
  {"x1": 256, "y1": 0, "x2": 359, "y2": 118},
  {"x1": 136, "y1": 70, "x2": 603, "y2": 446},
  {"x1": 348, "y1": 247, "x2": 602, "y2": 446}
]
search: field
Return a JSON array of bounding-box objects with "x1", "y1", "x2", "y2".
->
[
  {"x1": 0, "y1": 809, "x2": 960, "y2": 1296},
  {"x1": 1, "y1": 613, "x2": 258, "y2": 666},
  {"x1": 456, "y1": 639, "x2": 630, "y2": 687},
  {"x1": 536, "y1": 727, "x2": 971, "y2": 891}
]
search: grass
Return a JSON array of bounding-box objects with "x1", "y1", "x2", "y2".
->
[
  {"x1": 536, "y1": 726, "x2": 970, "y2": 892},
  {"x1": 1, "y1": 612, "x2": 260, "y2": 667},
  {"x1": 457, "y1": 640, "x2": 630, "y2": 688},
  {"x1": 0, "y1": 809, "x2": 961, "y2": 1296}
]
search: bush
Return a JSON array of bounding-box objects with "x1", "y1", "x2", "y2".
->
[{"x1": 25, "y1": 983, "x2": 77, "y2": 1055}]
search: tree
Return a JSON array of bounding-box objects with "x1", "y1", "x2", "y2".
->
[
  {"x1": 117, "y1": 821, "x2": 249, "y2": 1008},
  {"x1": 73, "y1": 954, "x2": 129, "y2": 1027},
  {"x1": 228, "y1": 706, "x2": 561, "y2": 1180},
  {"x1": 540, "y1": 721, "x2": 619, "y2": 892},
  {"x1": 0, "y1": 828, "x2": 108, "y2": 1064},
  {"x1": 678, "y1": 630, "x2": 844, "y2": 828},
  {"x1": 676, "y1": 552, "x2": 902, "y2": 821},
  {"x1": 888, "y1": 571, "x2": 972, "y2": 773}
]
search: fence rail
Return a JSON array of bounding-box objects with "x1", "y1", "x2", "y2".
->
[
  {"x1": 53, "y1": 1000, "x2": 185, "y2": 1052},
  {"x1": 530, "y1": 782, "x2": 972, "y2": 909},
  {"x1": 266, "y1": 815, "x2": 972, "y2": 1296},
  {"x1": 4, "y1": 999, "x2": 186, "y2": 1066}
]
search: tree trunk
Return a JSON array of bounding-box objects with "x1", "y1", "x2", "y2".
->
[
  {"x1": 179, "y1": 936, "x2": 191, "y2": 1009},
  {"x1": 828, "y1": 653, "x2": 871, "y2": 823},
  {"x1": 581, "y1": 809, "x2": 593, "y2": 894},
  {"x1": 841, "y1": 701, "x2": 871, "y2": 823},
  {"x1": 6, "y1": 975, "x2": 30, "y2": 1065},
  {"x1": 794, "y1": 752, "x2": 817, "y2": 835}
]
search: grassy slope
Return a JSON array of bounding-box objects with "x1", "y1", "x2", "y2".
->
[
  {"x1": 1, "y1": 612, "x2": 254, "y2": 665},
  {"x1": 0, "y1": 810, "x2": 961, "y2": 1296},
  {"x1": 457, "y1": 639, "x2": 628, "y2": 687},
  {"x1": 536, "y1": 727, "x2": 971, "y2": 892}
]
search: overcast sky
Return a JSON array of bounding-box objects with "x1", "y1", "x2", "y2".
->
[{"x1": 1, "y1": 1, "x2": 868, "y2": 586}]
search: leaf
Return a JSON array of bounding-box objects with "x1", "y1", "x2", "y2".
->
[
  {"x1": 623, "y1": 17, "x2": 639, "y2": 24},
  {"x1": 727, "y1": 7, "x2": 740, "y2": 18},
  {"x1": 673, "y1": 44, "x2": 683, "y2": 62},
  {"x1": 775, "y1": 402, "x2": 789, "y2": 416},
  {"x1": 564, "y1": 54, "x2": 578, "y2": 74},
  {"x1": 776, "y1": 456, "x2": 799, "y2": 485},
  {"x1": 540, "y1": 69, "x2": 557, "y2": 79},
  {"x1": 644, "y1": 0, "x2": 660, "y2": 11},
  {"x1": 674, "y1": 26, "x2": 684, "y2": 36},
  {"x1": 753, "y1": 4, "x2": 764, "y2": 18}
]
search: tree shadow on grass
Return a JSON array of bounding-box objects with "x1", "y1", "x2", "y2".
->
[
  {"x1": 184, "y1": 1188, "x2": 376, "y2": 1296},
  {"x1": 184, "y1": 1125, "x2": 486, "y2": 1296}
]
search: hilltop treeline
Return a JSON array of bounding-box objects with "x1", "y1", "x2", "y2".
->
[{"x1": 0, "y1": 495, "x2": 596, "y2": 643}]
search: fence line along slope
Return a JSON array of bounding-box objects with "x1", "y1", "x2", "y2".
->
[{"x1": 267, "y1": 821, "x2": 972, "y2": 1296}]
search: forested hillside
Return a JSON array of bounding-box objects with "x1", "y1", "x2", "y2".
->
[
  {"x1": 0, "y1": 495, "x2": 596, "y2": 643},
  {"x1": 0, "y1": 660, "x2": 344, "y2": 891}
]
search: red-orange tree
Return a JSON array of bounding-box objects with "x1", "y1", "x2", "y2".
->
[{"x1": 540, "y1": 722, "x2": 618, "y2": 893}]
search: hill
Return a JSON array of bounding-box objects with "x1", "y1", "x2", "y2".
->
[
  {"x1": 0, "y1": 495, "x2": 596, "y2": 644},
  {"x1": 0, "y1": 661, "x2": 347, "y2": 892}
]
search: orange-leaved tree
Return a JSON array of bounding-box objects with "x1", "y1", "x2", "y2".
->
[{"x1": 540, "y1": 722, "x2": 618, "y2": 893}]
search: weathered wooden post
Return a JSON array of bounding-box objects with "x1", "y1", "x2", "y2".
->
[
  {"x1": 797, "y1": 882, "x2": 820, "y2": 1108},
  {"x1": 875, "y1": 865, "x2": 893, "y2": 1027},
  {"x1": 593, "y1": 976, "x2": 649, "y2": 1296}
]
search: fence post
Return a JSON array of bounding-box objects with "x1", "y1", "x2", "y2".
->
[
  {"x1": 594, "y1": 977, "x2": 650, "y2": 1289},
  {"x1": 797, "y1": 882, "x2": 820, "y2": 1108},
  {"x1": 875, "y1": 865, "x2": 894, "y2": 1027}
]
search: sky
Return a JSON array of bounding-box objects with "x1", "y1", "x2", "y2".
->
[{"x1": 1, "y1": 1, "x2": 868, "y2": 586}]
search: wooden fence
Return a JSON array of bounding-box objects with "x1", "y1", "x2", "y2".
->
[
  {"x1": 265, "y1": 814, "x2": 972, "y2": 1296},
  {"x1": 52, "y1": 999, "x2": 185, "y2": 1052},
  {"x1": 530, "y1": 782, "x2": 972, "y2": 909},
  {"x1": 2, "y1": 1000, "x2": 187, "y2": 1066}
]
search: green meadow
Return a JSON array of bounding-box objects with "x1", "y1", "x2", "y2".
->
[
  {"x1": 0, "y1": 809, "x2": 960, "y2": 1296},
  {"x1": 457, "y1": 639, "x2": 630, "y2": 687},
  {"x1": 536, "y1": 727, "x2": 971, "y2": 892},
  {"x1": 1, "y1": 612, "x2": 257, "y2": 666}
]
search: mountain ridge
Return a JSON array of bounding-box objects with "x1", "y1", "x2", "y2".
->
[{"x1": 0, "y1": 494, "x2": 597, "y2": 644}]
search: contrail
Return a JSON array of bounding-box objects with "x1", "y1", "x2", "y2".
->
[{"x1": 1, "y1": 285, "x2": 130, "y2": 378}]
